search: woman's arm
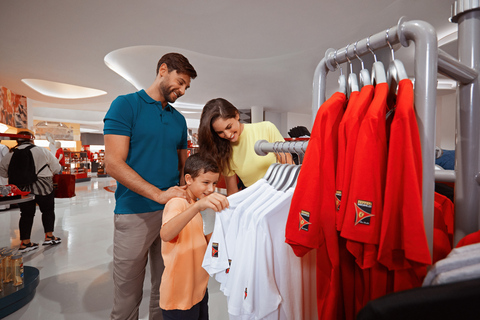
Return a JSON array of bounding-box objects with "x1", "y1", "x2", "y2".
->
[{"x1": 225, "y1": 174, "x2": 239, "y2": 196}]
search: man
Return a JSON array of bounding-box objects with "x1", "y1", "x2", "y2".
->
[
  {"x1": 0, "y1": 131, "x2": 62, "y2": 252},
  {"x1": 103, "y1": 52, "x2": 197, "y2": 320}
]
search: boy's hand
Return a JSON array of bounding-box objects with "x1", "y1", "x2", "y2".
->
[{"x1": 197, "y1": 193, "x2": 229, "y2": 212}]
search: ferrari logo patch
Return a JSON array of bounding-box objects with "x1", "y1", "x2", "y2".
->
[
  {"x1": 354, "y1": 200, "x2": 374, "y2": 225},
  {"x1": 226, "y1": 259, "x2": 232, "y2": 274},
  {"x1": 299, "y1": 210, "x2": 312, "y2": 231},
  {"x1": 335, "y1": 190, "x2": 342, "y2": 211},
  {"x1": 212, "y1": 242, "x2": 219, "y2": 258}
]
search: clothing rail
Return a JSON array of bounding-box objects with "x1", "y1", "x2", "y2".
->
[
  {"x1": 314, "y1": 17, "x2": 438, "y2": 256},
  {"x1": 254, "y1": 139, "x2": 308, "y2": 156},
  {"x1": 313, "y1": 5, "x2": 480, "y2": 254}
]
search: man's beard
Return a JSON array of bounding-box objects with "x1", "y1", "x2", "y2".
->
[{"x1": 160, "y1": 83, "x2": 177, "y2": 103}]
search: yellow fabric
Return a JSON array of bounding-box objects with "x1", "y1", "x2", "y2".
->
[
  {"x1": 160, "y1": 198, "x2": 209, "y2": 310},
  {"x1": 226, "y1": 121, "x2": 285, "y2": 187}
]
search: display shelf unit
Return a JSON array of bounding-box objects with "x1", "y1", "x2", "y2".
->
[
  {"x1": 64, "y1": 151, "x2": 91, "y2": 182},
  {"x1": 0, "y1": 266, "x2": 40, "y2": 318},
  {"x1": 96, "y1": 150, "x2": 108, "y2": 177}
]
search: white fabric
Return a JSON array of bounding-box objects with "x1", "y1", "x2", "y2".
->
[
  {"x1": 202, "y1": 170, "x2": 307, "y2": 320},
  {"x1": 423, "y1": 248, "x2": 480, "y2": 286},
  {"x1": 431, "y1": 263, "x2": 480, "y2": 285},
  {"x1": 203, "y1": 179, "x2": 267, "y2": 282}
]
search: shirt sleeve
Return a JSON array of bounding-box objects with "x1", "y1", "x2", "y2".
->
[
  {"x1": 45, "y1": 149, "x2": 62, "y2": 174},
  {"x1": 103, "y1": 96, "x2": 135, "y2": 137},
  {"x1": 265, "y1": 121, "x2": 285, "y2": 142},
  {"x1": 0, "y1": 153, "x2": 12, "y2": 178}
]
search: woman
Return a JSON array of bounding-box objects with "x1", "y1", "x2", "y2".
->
[{"x1": 198, "y1": 98, "x2": 291, "y2": 195}]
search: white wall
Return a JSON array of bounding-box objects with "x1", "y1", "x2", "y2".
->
[
  {"x1": 281, "y1": 112, "x2": 312, "y2": 138},
  {"x1": 436, "y1": 91, "x2": 456, "y2": 150}
]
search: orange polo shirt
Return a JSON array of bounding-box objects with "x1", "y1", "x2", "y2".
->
[{"x1": 160, "y1": 198, "x2": 209, "y2": 310}]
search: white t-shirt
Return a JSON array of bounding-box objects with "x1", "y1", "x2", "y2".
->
[{"x1": 202, "y1": 179, "x2": 267, "y2": 283}]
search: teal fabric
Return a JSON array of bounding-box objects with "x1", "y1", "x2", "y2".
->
[{"x1": 104, "y1": 90, "x2": 187, "y2": 213}]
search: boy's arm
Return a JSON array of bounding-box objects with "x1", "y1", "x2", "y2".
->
[
  {"x1": 205, "y1": 232, "x2": 213, "y2": 243},
  {"x1": 160, "y1": 193, "x2": 229, "y2": 242}
]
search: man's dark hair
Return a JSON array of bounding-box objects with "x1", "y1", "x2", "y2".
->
[
  {"x1": 16, "y1": 131, "x2": 34, "y2": 145},
  {"x1": 184, "y1": 153, "x2": 219, "y2": 179},
  {"x1": 156, "y1": 53, "x2": 197, "y2": 79}
]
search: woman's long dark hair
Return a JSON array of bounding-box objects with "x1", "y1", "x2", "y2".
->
[{"x1": 198, "y1": 98, "x2": 238, "y2": 174}]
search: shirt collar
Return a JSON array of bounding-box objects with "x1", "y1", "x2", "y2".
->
[{"x1": 138, "y1": 90, "x2": 173, "y2": 113}]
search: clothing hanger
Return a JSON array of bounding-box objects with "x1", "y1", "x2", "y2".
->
[
  {"x1": 354, "y1": 41, "x2": 371, "y2": 87},
  {"x1": 367, "y1": 36, "x2": 387, "y2": 85},
  {"x1": 334, "y1": 50, "x2": 347, "y2": 94},
  {"x1": 345, "y1": 43, "x2": 359, "y2": 96},
  {"x1": 263, "y1": 142, "x2": 280, "y2": 182},
  {"x1": 280, "y1": 141, "x2": 305, "y2": 191},
  {"x1": 385, "y1": 29, "x2": 408, "y2": 96},
  {"x1": 271, "y1": 142, "x2": 293, "y2": 189}
]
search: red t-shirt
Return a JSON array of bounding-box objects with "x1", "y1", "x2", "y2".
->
[
  {"x1": 340, "y1": 82, "x2": 389, "y2": 269},
  {"x1": 376, "y1": 79, "x2": 431, "y2": 295},
  {"x1": 55, "y1": 148, "x2": 65, "y2": 167},
  {"x1": 456, "y1": 230, "x2": 480, "y2": 247},
  {"x1": 378, "y1": 79, "x2": 431, "y2": 271},
  {"x1": 285, "y1": 91, "x2": 346, "y2": 320},
  {"x1": 285, "y1": 92, "x2": 346, "y2": 256},
  {"x1": 336, "y1": 85, "x2": 374, "y2": 231}
]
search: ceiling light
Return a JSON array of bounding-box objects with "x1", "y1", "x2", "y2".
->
[{"x1": 22, "y1": 79, "x2": 107, "y2": 99}]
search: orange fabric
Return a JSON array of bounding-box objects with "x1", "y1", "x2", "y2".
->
[{"x1": 160, "y1": 198, "x2": 209, "y2": 310}]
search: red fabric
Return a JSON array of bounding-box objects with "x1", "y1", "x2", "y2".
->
[
  {"x1": 285, "y1": 91, "x2": 346, "y2": 320},
  {"x1": 456, "y1": 230, "x2": 480, "y2": 248},
  {"x1": 55, "y1": 148, "x2": 65, "y2": 166},
  {"x1": 433, "y1": 192, "x2": 455, "y2": 263},
  {"x1": 340, "y1": 83, "x2": 389, "y2": 268},
  {"x1": 53, "y1": 174, "x2": 76, "y2": 198},
  {"x1": 378, "y1": 79, "x2": 431, "y2": 276},
  {"x1": 336, "y1": 86, "x2": 374, "y2": 231},
  {"x1": 285, "y1": 92, "x2": 346, "y2": 256}
]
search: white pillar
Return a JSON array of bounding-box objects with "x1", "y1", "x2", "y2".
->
[{"x1": 250, "y1": 106, "x2": 264, "y2": 123}]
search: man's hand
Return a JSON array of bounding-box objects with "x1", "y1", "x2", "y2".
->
[
  {"x1": 157, "y1": 185, "x2": 187, "y2": 204},
  {"x1": 196, "y1": 193, "x2": 229, "y2": 212}
]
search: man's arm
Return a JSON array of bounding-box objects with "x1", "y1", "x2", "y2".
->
[
  {"x1": 104, "y1": 134, "x2": 186, "y2": 204},
  {"x1": 177, "y1": 149, "x2": 188, "y2": 186}
]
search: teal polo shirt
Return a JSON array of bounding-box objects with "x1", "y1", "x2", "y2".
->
[{"x1": 103, "y1": 90, "x2": 187, "y2": 214}]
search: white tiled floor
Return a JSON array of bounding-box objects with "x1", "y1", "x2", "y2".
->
[{"x1": 0, "y1": 176, "x2": 228, "y2": 320}]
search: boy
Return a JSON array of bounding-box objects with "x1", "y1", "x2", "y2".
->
[{"x1": 160, "y1": 153, "x2": 229, "y2": 320}]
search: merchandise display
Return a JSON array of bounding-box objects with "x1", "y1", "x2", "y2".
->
[{"x1": 63, "y1": 151, "x2": 91, "y2": 182}]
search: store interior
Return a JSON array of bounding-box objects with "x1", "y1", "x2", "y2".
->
[{"x1": 1, "y1": 0, "x2": 479, "y2": 319}]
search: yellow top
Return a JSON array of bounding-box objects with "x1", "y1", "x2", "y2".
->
[
  {"x1": 226, "y1": 121, "x2": 285, "y2": 187},
  {"x1": 160, "y1": 198, "x2": 209, "y2": 310}
]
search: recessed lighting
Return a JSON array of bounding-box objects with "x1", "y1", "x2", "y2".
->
[{"x1": 22, "y1": 79, "x2": 107, "y2": 99}]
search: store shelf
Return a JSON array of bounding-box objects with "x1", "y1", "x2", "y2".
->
[{"x1": 0, "y1": 266, "x2": 40, "y2": 318}]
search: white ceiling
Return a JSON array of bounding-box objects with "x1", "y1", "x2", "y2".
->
[{"x1": 0, "y1": 0, "x2": 458, "y2": 133}]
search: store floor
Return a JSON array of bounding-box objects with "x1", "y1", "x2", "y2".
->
[{"x1": 0, "y1": 176, "x2": 229, "y2": 320}]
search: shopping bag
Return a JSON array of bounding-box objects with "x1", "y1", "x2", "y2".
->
[{"x1": 53, "y1": 174, "x2": 76, "y2": 198}]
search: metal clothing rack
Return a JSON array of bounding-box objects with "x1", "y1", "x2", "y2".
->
[{"x1": 310, "y1": 3, "x2": 480, "y2": 254}]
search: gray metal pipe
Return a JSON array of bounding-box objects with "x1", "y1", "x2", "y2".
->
[
  {"x1": 438, "y1": 48, "x2": 478, "y2": 84},
  {"x1": 435, "y1": 170, "x2": 456, "y2": 182},
  {"x1": 453, "y1": 8, "x2": 480, "y2": 244},
  {"x1": 398, "y1": 19, "x2": 438, "y2": 257}
]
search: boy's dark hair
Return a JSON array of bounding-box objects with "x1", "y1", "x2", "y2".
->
[
  {"x1": 184, "y1": 153, "x2": 219, "y2": 179},
  {"x1": 156, "y1": 53, "x2": 197, "y2": 79}
]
